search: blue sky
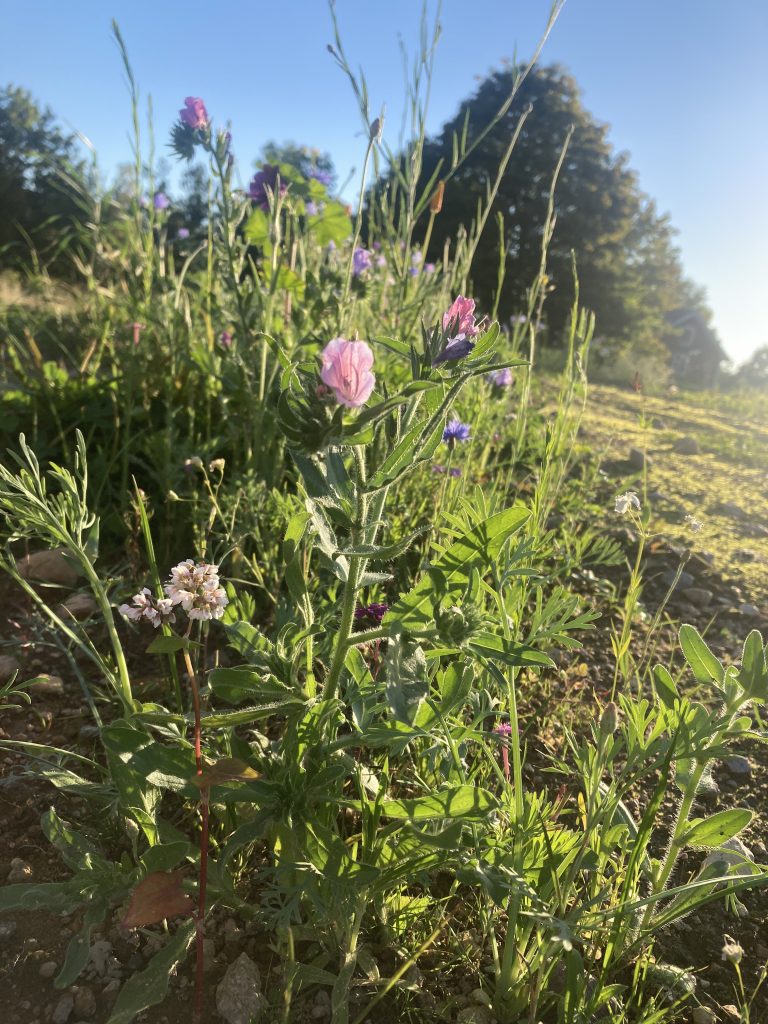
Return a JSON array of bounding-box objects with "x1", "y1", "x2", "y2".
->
[{"x1": 2, "y1": 0, "x2": 766, "y2": 363}]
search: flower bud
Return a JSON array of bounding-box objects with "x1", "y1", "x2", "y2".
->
[
  {"x1": 430, "y1": 180, "x2": 445, "y2": 214},
  {"x1": 600, "y1": 701, "x2": 619, "y2": 736}
]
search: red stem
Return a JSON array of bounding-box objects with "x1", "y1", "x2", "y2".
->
[{"x1": 184, "y1": 648, "x2": 209, "y2": 1024}]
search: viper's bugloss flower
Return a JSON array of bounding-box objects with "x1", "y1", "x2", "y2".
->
[
  {"x1": 411, "y1": 250, "x2": 423, "y2": 266},
  {"x1": 219, "y1": 330, "x2": 233, "y2": 349},
  {"x1": 352, "y1": 247, "x2": 372, "y2": 277},
  {"x1": 615, "y1": 491, "x2": 641, "y2": 515},
  {"x1": 119, "y1": 588, "x2": 175, "y2": 629},
  {"x1": 304, "y1": 164, "x2": 332, "y2": 186},
  {"x1": 354, "y1": 602, "x2": 389, "y2": 624},
  {"x1": 432, "y1": 465, "x2": 462, "y2": 478},
  {"x1": 424, "y1": 262, "x2": 436, "y2": 274},
  {"x1": 153, "y1": 192, "x2": 170, "y2": 210},
  {"x1": 164, "y1": 559, "x2": 228, "y2": 621},
  {"x1": 179, "y1": 97, "x2": 209, "y2": 130},
  {"x1": 432, "y1": 335, "x2": 474, "y2": 365},
  {"x1": 442, "y1": 295, "x2": 479, "y2": 339},
  {"x1": 177, "y1": 227, "x2": 190, "y2": 240},
  {"x1": 248, "y1": 165, "x2": 286, "y2": 210},
  {"x1": 319, "y1": 338, "x2": 375, "y2": 408},
  {"x1": 488, "y1": 367, "x2": 513, "y2": 388},
  {"x1": 443, "y1": 419, "x2": 471, "y2": 446}
]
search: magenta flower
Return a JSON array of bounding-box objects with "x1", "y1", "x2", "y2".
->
[
  {"x1": 179, "y1": 97, "x2": 209, "y2": 130},
  {"x1": 219, "y1": 330, "x2": 233, "y2": 349},
  {"x1": 248, "y1": 165, "x2": 287, "y2": 210},
  {"x1": 354, "y1": 602, "x2": 389, "y2": 624},
  {"x1": 319, "y1": 338, "x2": 375, "y2": 408},
  {"x1": 494, "y1": 721, "x2": 513, "y2": 782},
  {"x1": 442, "y1": 295, "x2": 479, "y2": 339}
]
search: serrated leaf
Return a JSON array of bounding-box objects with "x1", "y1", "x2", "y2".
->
[
  {"x1": 122, "y1": 871, "x2": 194, "y2": 929},
  {"x1": 380, "y1": 785, "x2": 498, "y2": 821}
]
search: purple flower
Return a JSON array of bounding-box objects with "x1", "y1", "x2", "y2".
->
[
  {"x1": 494, "y1": 722, "x2": 513, "y2": 737},
  {"x1": 219, "y1": 330, "x2": 232, "y2": 349},
  {"x1": 354, "y1": 602, "x2": 389, "y2": 624},
  {"x1": 442, "y1": 295, "x2": 479, "y2": 339},
  {"x1": 306, "y1": 200, "x2": 319, "y2": 216},
  {"x1": 443, "y1": 419, "x2": 471, "y2": 446},
  {"x1": 411, "y1": 250, "x2": 423, "y2": 265},
  {"x1": 177, "y1": 227, "x2": 190, "y2": 240},
  {"x1": 424, "y1": 262, "x2": 436, "y2": 275},
  {"x1": 319, "y1": 338, "x2": 376, "y2": 408},
  {"x1": 153, "y1": 192, "x2": 170, "y2": 211},
  {"x1": 375, "y1": 255, "x2": 387, "y2": 268},
  {"x1": 433, "y1": 465, "x2": 462, "y2": 477},
  {"x1": 372, "y1": 241, "x2": 382, "y2": 250},
  {"x1": 408, "y1": 266, "x2": 419, "y2": 277},
  {"x1": 432, "y1": 335, "x2": 475, "y2": 365},
  {"x1": 352, "y1": 247, "x2": 372, "y2": 277},
  {"x1": 326, "y1": 239, "x2": 337, "y2": 253},
  {"x1": 304, "y1": 165, "x2": 333, "y2": 186},
  {"x1": 179, "y1": 97, "x2": 209, "y2": 131},
  {"x1": 248, "y1": 165, "x2": 287, "y2": 210},
  {"x1": 488, "y1": 367, "x2": 513, "y2": 388}
]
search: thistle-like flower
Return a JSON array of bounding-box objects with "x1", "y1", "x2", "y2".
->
[
  {"x1": 352, "y1": 247, "x2": 372, "y2": 277},
  {"x1": 443, "y1": 419, "x2": 471, "y2": 446}
]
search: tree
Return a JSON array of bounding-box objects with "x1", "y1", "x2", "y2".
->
[
  {"x1": 0, "y1": 85, "x2": 84, "y2": 269},
  {"x1": 399, "y1": 64, "x2": 715, "y2": 368}
]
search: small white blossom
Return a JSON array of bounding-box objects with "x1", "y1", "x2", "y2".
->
[
  {"x1": 208, "y1": 458, "x2": 226, "y2": 473},
  {"x1": 164, "y1": 559, "x2": 228, "y2": 621},
  {"x1": 721, "y1": 936, "x2": 744, "y2": 965},
  {"x1": 685, "y1": 513, "x2": 703, "y2": 532},
  {"x1": 118, "y1": 588, "x2": 175, "y2": 629},
  {"x1": 615, "y1": 491, "x2": 641, "y2": 516}
]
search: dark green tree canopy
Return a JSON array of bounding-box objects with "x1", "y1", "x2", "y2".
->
[
  {"x1": 0, "y1": 85, "x2": 84, "y2": 268},
  {"x1": 401, "y1": 63, "x2": 718, "y2": 364}
]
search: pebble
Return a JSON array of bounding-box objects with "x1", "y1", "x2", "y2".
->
[
  {"x1": 738, "y1": 603, "x2": 761, "y2": 617},
  {"x1": 629, "y1": 447, "x2": 650, "y2": 470},
  {"x1": 56, "y1": 593, "x2": 98, "y2": 621},
  {"x1": 724, "y1": 756, "x2": 752, "y2": 779},
  {"x1": 0, "y1": 655, "x2": 20, "y2": 682},
  {"x1": 16, "y1": 548, "x2": 79, "y2": 587},
  {"x1": 7, "y1": 857, "x2": 33, "y2": 882},
  {"x1": 52, "y1": 994, "x2": 74, "y2": 1024},
  {"x1": 673, "y1": 435, "x2": 700, "y2": 455},
  {"x1": 662, "y1": 571, "x2": 695, "y2": 590},
  {"x1": 88, "y1": 939, "x2": 112, "y2": 976},
  {"x1": 215, "y1": 953, "x2": 267, "y2": 1024},
  {"x1": 39, "y1": 961, "x2": 58, "y2": 979},
  {"x1": 692, "y1": 1009, "x2": 717, "y2": 1024},
  {"x1": 73, "y1": 986, "x2": 96, "y2": 1019},
  {"x1": 684, "y1": 587, "x2": 713, "y2": 608},
  {"x1": 0, "y1": 919, "x2": 18, "y2": 941},
  {"x1": 721, "y1": 1006, "x2": 740, "y2": 1022},
  {"x1": 101, "y1": 979, "x2": 121, "y2": 999},
  {"x1": 29, "y1": 675, "x2": 65, "y2": 697},
  {"x1": 456, "y1": 1008, "x2": 494, "y2": 1024}
]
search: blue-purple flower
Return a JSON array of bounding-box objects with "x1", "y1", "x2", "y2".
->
[
  {"x1": 488, "y1": 367, "x2": 513, "y2": 388},
  {"x1": 153, "y1": 192, "x2": 170, "y2": 211},
  {"x1": 443, "y1": 419, "x2": 471, "y2": 446},
  {"x1": 354, "y1": 602, "x2": 389, "y2": 624},
  {"x1": 177, "y1": 227, "x2": 190, "y2": 240},
  {"x1": 432, "y1": 465, "x2": 462, "y2": 478},
  {"x1": 433, "y1": 336, "x2": 475, "y2": 365},
  {"x1": 352, "y1": 247, "x2": 372, "y2": 277},
  {"x1": 304, "y1": 165, "x2": 333, "y2": 187}
]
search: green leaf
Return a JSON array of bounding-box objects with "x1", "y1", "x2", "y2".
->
[
  {"x1": 41, "y1": 807, "x2": 103, "y2": 872},
  {"x1": 208, "y1": 667, "x2": 301, "y2": 707},
  {"x1": 0, "y1": 880, "x2": 84, "y2": 914},
  {"x1": 106, "y1": 920, "x2": 195, "y2": 1024},
  {"x1": 467, "y1": 632, "x2": 554, "y2": 668},
  {"x1": 388, "y1": 507, "x2": 530, "y2": 632},
  {"x1": 306, "y1": 200, "x2": 351, "y2": 246},
  {"x1": 380, "y1": 785, "x2": 498, "y2": 821},
  {"x1": 679, "y1": 624, "x2": 724, "y2": 684},
  {"x1": 684, "y1": 808, "x2": 753, "y2": 848},
  {"x1": 652, "y1": 665, "x2": 679, "y2": 709},
  {"x1": 385, "y1": 634, "x2": 429, "y2": 724},
  {"x1": 335, "y1": 526, "x2": 430, "y2": 561},
  {"x1": 146, "y1": 635, "x2": 188, "y2": 654},
  {"x1": 202, "y1": 703, "x2": 305, "y2": 728},
  {"x1": 55, "y1": 897, "x2": 109, "y2": 988},
  {"x1": 244, "y1": 207, "x2": 270, "y2": 246}
]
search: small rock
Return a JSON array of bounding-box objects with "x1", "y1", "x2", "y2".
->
[
  {"x1": 739, "y1": 603, "x2": 761, "y2": 618},
  {"x1": 101, "y1": 978, "x2": 121, "y2": 999},
  {"x1": 650, "y1": 416, "x2": 665, "y2": 429},
  {"x1": 17, "y1": 548, "x2": 79, "y2": 587},
  {"x1": 52, "y1": 994, "x2": 74, "y2": 1024},
  {"x1": 692, "y1": 1009, "x2": 717, "y2": 1024},
  {"x1": 661, "y1": 571, "x2": 695, "y2": 591},
  {"x1": 73, "y1": 986, "x2": 96, "y2": 1019},
  {"x1": 629, "y1": 447, "x2": 650, "y2": 470},
  {"x1": 456, "y1": 1008, "x2": 494, "y2": 1024},
  {"x1": 724, "y1": 756, "x2": 752, "y2": 779},
  {"x1": 0, "y1": 655, "x2": 20, "y2": 683},
  {"x1": 710, "y1": 501, "x2": 746, "y2": 521},
  {"x1": 673, "y1": 435, "x2": 699, "y2": 455},
  {"x1": 30, "y1": 675, "x2": 66, "y2": 697},
  {"x1": 0, "y1": 919, "x2": 17, "y2": 941},
  {"x1": 39, "y1": 961, "x2": 58, "y2": 979},
  {"x1": 215, "y1": 953, "x2": 267, "y2": 1024},
  {"x1": 89, "y1": 939, "x2": 112, "y2": 976},
  {"x1": 202, "y1": 937, "x2": 216, "y2": 972},
  {"x1": 684, "y1": 587, "x2": 713, "y2": 608},
  {"x1": 311, "y1": 1006, "x2": 330, "y2": 1020},
  {"x1": 471, "y1": 988, "x2": 492, "y2": 1007},
  {"x1": 56, "y1": 594, "x2": 98, "y2": 622},
  {"x1": 223, "y1": 918, "x2": 241, "y2": 943},
  {"x1": 7, "y1": 857, "x2": 33, "y2": 882},
  {"x1": 722, "y1": 1006, "x2": 740, "y2": 1022}
]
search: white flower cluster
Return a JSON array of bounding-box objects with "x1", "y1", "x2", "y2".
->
[
  {"x1": 164, "y1": 559, "x2": 228, "y2": 621},
  {"x1": 118, "y1": 587, "x2": 175, "y2": 629},
  {"x1": 614, "y1": 491, "x2": 641, "y2": 516}
]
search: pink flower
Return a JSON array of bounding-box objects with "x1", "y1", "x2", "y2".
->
[
  {"x1": 179, "y1": 97, "x2": 208, "y2": 130},
  {"x1": 442, "y1": 295, "x2": 479, "y2": 339},
  {"x1": 319, "y1": 338, "x2": 375, "y2": 409}
]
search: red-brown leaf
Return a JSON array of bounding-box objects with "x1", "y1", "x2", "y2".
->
[
  {"x1": 189, "y1": 756, "x2": 260, "y2": 789},
  {"x1": 121, "y1": 871, "x2": 194, "y2": 929}
]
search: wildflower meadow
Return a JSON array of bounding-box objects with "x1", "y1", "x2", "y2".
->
[{"x1": 1, "y1": 5, "x2": 767, "y2": 1024}]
